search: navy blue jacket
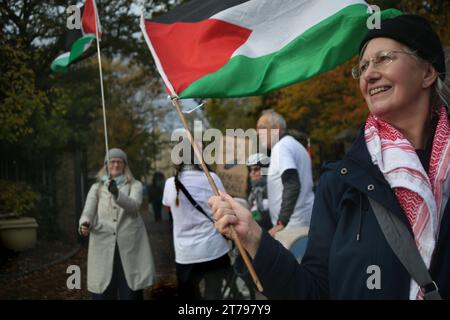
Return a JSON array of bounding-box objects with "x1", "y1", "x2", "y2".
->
[{"x1": 253, "y1": 128, "x2": 450, "y2": 299}]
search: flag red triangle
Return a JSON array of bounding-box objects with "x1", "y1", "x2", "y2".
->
[{"x1": 82, "y1": 0, "x2": 102, "y2": 37}]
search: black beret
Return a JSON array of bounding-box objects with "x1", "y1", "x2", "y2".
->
[{"x1": 359, "y1": 14, "x2": 445, "y2": 80}]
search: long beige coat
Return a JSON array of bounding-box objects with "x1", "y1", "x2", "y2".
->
[{"x1": 79, "y1": 179, "x2": 155, "y2": 294}]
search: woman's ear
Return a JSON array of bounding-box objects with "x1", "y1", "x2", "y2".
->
[{"x1": 422, "y1": 63, "x2": 439, "y2": 89}]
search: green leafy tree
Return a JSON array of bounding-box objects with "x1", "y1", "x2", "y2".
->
[
  {"x1": 85, "y1": 58, "x2": 171, "y2": 179},
  {"x1": 0, "y1": 41, "x2": 47, "y2": 144},
  {"x1": 0, "y1": 0, "x2": 178, "y2": 238}
]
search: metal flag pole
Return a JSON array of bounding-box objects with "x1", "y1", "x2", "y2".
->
[
  {"x1": 170, "y1": 96, "x2": 263, "y2": 293},
  {"x1": 93, "y1": 0, "x2": 110, "y2": 170}
]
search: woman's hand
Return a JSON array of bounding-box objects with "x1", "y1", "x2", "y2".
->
[
  {"x1": 80, "y1": 222, "x2": 90, "y2": 236},
  {"x1": 108, "y1": 179, "x2": 119, "y2": 198},
  {"x1": 208, "y1": 191, "x2": 262, "y2": 258}
]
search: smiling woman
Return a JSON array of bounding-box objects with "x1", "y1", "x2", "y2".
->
[
  {"x1": 208, "y1": 14, "x2": 450, "y2": 300},
  {"x1": 359, "y1": 37, "x2": 437, "y2": 139}
]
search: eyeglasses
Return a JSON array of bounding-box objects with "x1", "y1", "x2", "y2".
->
[
  {"x1": 109, "y1": 160, "x2": 124, "y2": 166},
  {"x1": 248, "y1": 166, "x2": 261, "y2": 173},
  {"x1": 351, "y1": 50, "x2": 417, "y2": 79}
]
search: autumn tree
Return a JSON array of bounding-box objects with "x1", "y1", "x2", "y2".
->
[{"x1": 204, "y1": 97, "x2": 263, "y2": 132}]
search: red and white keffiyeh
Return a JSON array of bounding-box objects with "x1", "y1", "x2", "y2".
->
[{"x1": 365, "y1": 106, "x2": 450, "y2": 300}]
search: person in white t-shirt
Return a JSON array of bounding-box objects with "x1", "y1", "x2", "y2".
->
[
  {"x1": 162, "y1": 160, "x2": 230, "y2": 299},
  {"x1": 256, "y1": 109, "x2": 314, "y2": 236}
]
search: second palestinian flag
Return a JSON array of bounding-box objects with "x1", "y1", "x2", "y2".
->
[
  {"x1": 51, "y1": 0, "x2": 101, "y2": 72},
  {"x1": 141, "y1": 0, "x2": 401, "y2": 99}
]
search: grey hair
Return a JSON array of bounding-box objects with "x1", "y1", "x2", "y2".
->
[
  {"x1": 434, "y1": 47, "x2": 450, "y2": 109},
  {"x1": 404, "y1": 46, "x2": 449, "y2": 112},
  {"x1": 260, "y1": 109, "x2": 287, "y2": 130},
  {"x1": 96, "y1": 165, "x2": 135, "y2": 184}
]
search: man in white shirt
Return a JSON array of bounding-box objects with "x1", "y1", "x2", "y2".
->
[{"x1": 256, "y1": 109, "x2": 314, "y2": 236}]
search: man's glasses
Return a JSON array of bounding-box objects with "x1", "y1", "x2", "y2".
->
[
  {"x1": 248, "y1": 166, "x2": 261, "y2": 173},
  {"x1": 351, "y1": 50, "x2": 417, "y2": 79}
]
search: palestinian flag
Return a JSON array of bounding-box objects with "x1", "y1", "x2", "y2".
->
[
  {"x1": 141, "y1": 0, "x2": 401, "y2": 99},
  {"x1": 51, "y1": 0, "x2": 101, "y2": 72}
]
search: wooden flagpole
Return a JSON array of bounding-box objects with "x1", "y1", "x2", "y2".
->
[
  {"x1": 140, "y1": 10, "x2": 263, "y2": 292},
  {"x1": 170, "y1": 96, "x2": 263, "y2": 293}
]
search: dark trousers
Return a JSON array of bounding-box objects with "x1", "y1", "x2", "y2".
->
[
  {"x1": 91, "y1": 244, "x2": 143, "y2": 300},
  {"x1": 176, "y1": 254, "x2": 230, "y2": 300},
  {"x1": 152, "y1": 201, "x2": 162, "y2": 221}
]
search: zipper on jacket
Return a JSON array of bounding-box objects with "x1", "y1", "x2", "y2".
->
[{"x1": 356, "y1": 192, "x2": 363, "y2": 242}]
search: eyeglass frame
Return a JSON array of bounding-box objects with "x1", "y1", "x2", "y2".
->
[
  {"x1": 351, "y1": 49, "x2": 418, "y2": 79},
  {"x1": 108, "y1": 159, "x2": 125, "y2": 166}
]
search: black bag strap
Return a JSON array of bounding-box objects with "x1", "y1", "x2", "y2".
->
[
  {"x1": 175, "y1": 179, "x2": 214, "y2": 223},
  {"x1": 368, "y1": 197, "x2": 442, "y2": 300}
]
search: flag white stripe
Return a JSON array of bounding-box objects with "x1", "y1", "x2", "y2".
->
[
  {"x1": 211, "y1": 0, "x2": 367, "y2": 58},
  {"x1": 55, "y1": 52, "x2": 70, "y2": 60},
  {"x1": 92, "y1": 0, "x2": 102, "y2": 34}
]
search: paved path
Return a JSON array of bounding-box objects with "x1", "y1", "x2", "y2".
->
[
  {"x1": 142, "y1": 206, "x2": 177, "y2": 299},
  {"x1": 0, "y1": 204, "x2": 266, "y2": 300},
  {"x1": 0, "y1": 204, "x2": 177, "y2": 299}
]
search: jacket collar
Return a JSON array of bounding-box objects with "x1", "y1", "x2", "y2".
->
[{"x1": 339, "y1": 126, "x2": 410, "y2": 227}]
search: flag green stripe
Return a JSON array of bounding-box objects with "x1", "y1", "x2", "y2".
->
[
  {"x1": 179, "y1": 6, "x2": 402, "y2": 99},
  {"x1": 51, "y1": 53, "x2": 70, "y2": 72},
  {"x1": 51, "y1": 34, "x2": 96, "y2": 72},
  {"x1": 69, "y1": 34, "x2": 95, "y2": 63}
]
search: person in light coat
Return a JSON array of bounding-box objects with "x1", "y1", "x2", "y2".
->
[{"x1": 79, "y1": 148, "x2": 155, "y2": 300}]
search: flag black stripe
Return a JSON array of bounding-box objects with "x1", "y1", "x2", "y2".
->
[
  {"x1": 65, "y1": 29, "x2": 83, "y2": 51},
  {"x1": 151, "y1": 0, "x2": 250, "y2": 24},
  {"x1": 64, "y1": 5, "x2": 85, "y2": 51}
]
